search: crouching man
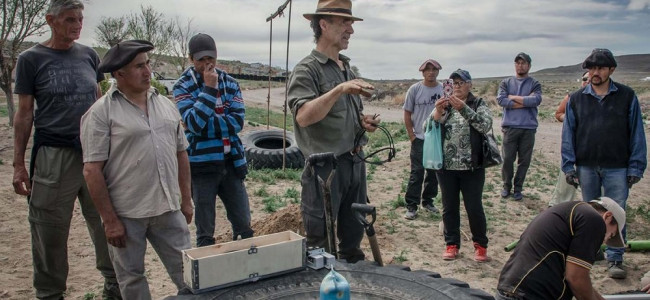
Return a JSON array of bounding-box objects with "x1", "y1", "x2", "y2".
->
[
  {"x1": 496, "y1": 197, "x2": 626, "y2": 300},
  {"x1": 81, "y1": 40, "x2": 193, "y2": 299}
]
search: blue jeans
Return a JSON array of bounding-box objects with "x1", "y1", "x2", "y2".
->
[
  {"x1": 577, "y1": 166, "x2": 628, "y2": 262},
  {"x1": 191, "y1": 162, "x2": 254, "y2": 246}
]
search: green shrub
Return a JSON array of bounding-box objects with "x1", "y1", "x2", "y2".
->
[{"x1": 99, "y1": 78, "x2": 166, "y2": 95}]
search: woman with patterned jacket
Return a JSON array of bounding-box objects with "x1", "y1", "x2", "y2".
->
[{"x1": 430, "y1": 69, "x2": 493, "y2": 262}]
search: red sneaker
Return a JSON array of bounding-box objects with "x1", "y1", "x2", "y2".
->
[
  {"x1": 443, "y1": 245, "x2": 459, "y2": 260},
  {"x1": 474, "y1": 242, "x2": 489, "y2": 262}
]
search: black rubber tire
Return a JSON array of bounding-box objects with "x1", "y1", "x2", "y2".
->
[
  {"x1": 241, "y1": 130, "x2": 304, "y2": 169},
  {"x1": 168, "y1": 261, "x2": 494, "y2": 299}
]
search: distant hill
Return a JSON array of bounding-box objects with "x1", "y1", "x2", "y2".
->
[{"x1": 531, "y1": 54, "x2": 650, "y2": 81}]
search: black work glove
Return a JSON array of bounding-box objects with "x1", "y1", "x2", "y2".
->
[
  {"x1": 565, "y1": 171, "x2": 579, "y2": 189},
  {"x1": 627, "y1": 176, "x2": 641, "y2": 188}
]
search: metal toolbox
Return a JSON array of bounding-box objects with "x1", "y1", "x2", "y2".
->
[{"x1": 182, "y1": 231, "x2": 306, "y2": 294}]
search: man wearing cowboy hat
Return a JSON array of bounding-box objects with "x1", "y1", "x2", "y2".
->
[
  {"x1": 561, "y1": 48, "x2": 646, "y2": 279},
  {"x1": 81, "y1": 40, "x2": 193, "y2": 298},
  {"x1": 288, "y1": 0, "x2": 379, "y2": 262},
  {"x1": 497, "y1": 197, "x2": 626, "y2": 299}
]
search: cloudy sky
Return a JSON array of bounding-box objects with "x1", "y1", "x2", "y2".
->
[{"x1": 37, "y1": 0, "x2": 650, "y2": 79}]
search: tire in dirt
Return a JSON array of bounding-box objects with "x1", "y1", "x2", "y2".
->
[
  {"x1": 169, "y1": 260, "x2": 494, "y2": 299},
  {"x1": 241, "y1": 130, "x2": 304, "y2": 169}
]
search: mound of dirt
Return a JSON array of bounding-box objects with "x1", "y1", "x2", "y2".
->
[{"x1": 215, "y1": 204, "x2": 304, "y2": 243}]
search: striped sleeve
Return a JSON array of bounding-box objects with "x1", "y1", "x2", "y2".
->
[{"x1": 566, "y1": 256, "x2": 593, "y2": 270}]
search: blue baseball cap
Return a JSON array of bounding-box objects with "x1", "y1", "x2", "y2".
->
[{"x1": 450, "y1": 69, "x2": 471, "y2": 81}]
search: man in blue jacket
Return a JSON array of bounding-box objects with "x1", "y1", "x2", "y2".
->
[
  {"x1": 174, "y1": 33, "x2": 253, "y2": 246},
  {"x1": 497, "y1": 52, "x2": 542, "y2": 201},
  {"x1": 562, "y1": 48, "x2": 646, "y2": 279}
]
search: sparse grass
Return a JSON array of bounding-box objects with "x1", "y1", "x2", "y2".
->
[
  {"x1": 389, "y1": 194, "x2": 407, "y2": 209},
  {"x1": 393, "y1": 249, "x2": 409, "y2": 263},
  {"x1": 246, "y1": 107, "x2": 294, "y2": 131},
  {"x1": 284, "y1": 187, "x2": 300, "y2": 204},
  {"x1": 247, "y1": 168, "x2": 301, "y2": 184},
  {"x1": 262, "y1": 195, "x2": 286, "y2": 213},
  {"x1": 254, "y1": 186, "x2": 269, "y2": 197},
  {"x1": 0, "y1": 105, "x2": 7, "y2": 118},
  {"x1": 83, "y1": 293, "x2": 97, "y2": 300}
]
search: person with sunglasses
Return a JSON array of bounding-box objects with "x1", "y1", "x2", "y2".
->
[{"x1": 548, "y1": 71, "x2": 590, "y2": 207}]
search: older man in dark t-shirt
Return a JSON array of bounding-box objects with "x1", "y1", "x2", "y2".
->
[
  {"x1": 497, "y1": 198, "x2": 625, "y2": 300},
  {"x1": 12, "y1": 1, "x2": 118, "y2": 299}
]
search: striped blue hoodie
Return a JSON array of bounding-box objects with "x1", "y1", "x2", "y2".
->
[{"x1": 174, "y1": 67, "x2": 247, "y2": 177}]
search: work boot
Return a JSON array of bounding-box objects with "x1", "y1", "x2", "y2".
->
[
  {"x1": 102, "y1": 281, "x2": 122, "y2": 300},
  {"x1": 404, "y1": 208, "x2": 417, "y2": 220},
  {"x1": 607, "y1": 261, "x2": 627, "y2": 279},
  {"x1": 443, "y1": 245, "x2": 459, "y2": 260},
  {"x1": 473, "y1": 242, "x2": 489, "y2": 262},
  {"x1": 500, "y1": 189, "x2": 510, "y2": 198},
  {"x1": 422, "y1": 203, "x2": 439, "y2": 214}
]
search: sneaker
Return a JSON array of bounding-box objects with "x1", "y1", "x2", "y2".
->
[
  {"x1": 473, "y1": 242, "x2": 489, "y2": 262},
  {"x1": 500, "y1": 189, "x2": 510, "y2": 198},
  {"x1": 422, "y1": 203, "x2": 439, "y2": 213},
  {"x1": 513, "y1": 192, "x2": 523, "y2": 201},
  {"x1": 404, "y1": 208, "x2": 417, "y2": 220},
  {"x1": 443, "y1": 245, "x2": 459, "y2": 260},
  {"x1": 607, "y1": 261, "x2": 627, "y2": 279},
  {"x1": 102, "y1": 281, "x2": 122, "y2": 300}
]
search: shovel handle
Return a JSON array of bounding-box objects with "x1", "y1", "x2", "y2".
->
[
  {"x1": 307, "y1": 152, "x2": 337, "y2": 166},
  {"x1": 368, "y1": 235, "x2": 384, "y2": 266},
  {"x1": 351, "y1": 203, "x2": 376, "y2": 227}
]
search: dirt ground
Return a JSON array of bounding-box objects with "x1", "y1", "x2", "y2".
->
[{"x1": 1, "y1": 87, "x2": 649, "y2": 299}]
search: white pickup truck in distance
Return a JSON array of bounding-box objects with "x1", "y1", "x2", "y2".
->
[{"x1": 152, "y1": 71, "x2": 177, "y2": 95}]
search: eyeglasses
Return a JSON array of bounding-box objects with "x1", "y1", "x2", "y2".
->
[{"x1": 452, "y1": 81, "x2": 469, "y2": 87}]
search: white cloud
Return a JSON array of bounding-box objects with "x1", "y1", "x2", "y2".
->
[
  {"x1": 28, "y1": 0, "x2": 649, "y2": 79},
  {"x1": 628, "y1": 0, "x2": 650, "y2": 10}
]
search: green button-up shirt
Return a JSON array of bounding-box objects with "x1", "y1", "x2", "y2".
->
[{"x1": 287, "y1": 50, "x2": 366, "y2": 158}]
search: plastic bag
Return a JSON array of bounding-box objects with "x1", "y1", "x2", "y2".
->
[
  {"x1": 423, "y1": 118, "x2": 443, "y2": 170},
  {"x1": 320, "y1": 268, "x2": 350, "y2": 300}
]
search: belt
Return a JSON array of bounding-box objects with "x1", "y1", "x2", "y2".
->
[{"x1": 349, "y1": 146, "x2": 363, "y2": 155}]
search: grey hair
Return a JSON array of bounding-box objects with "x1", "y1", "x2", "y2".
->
[{"x1": 47, "y1": 0, "x2": 84, "y2": 16}]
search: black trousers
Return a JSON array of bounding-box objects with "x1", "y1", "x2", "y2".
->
[
  {"x1": 405, "y1": 138, "x2": 438, "y2": 210},
  {"x1": 300, "y1": 152, "x2": 366, "y2": 262},
  {"x1": 501, "y1": 128, "x2": 536, "y2": 193},
  {"x1": 437, "y1": 168, "x2": 488, "y2": 248}
]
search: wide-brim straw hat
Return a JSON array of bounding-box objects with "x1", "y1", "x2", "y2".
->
[{"x1": 303, "y1": 0, "x2": 363, "y2": 21}]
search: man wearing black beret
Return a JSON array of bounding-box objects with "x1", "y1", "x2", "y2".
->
[
  {"x1": 81, "y1": 40, "x2": 193, "y2": 298},
  {"x1": 561, "y1": 48, "x2": 647, "y2": 279}
]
